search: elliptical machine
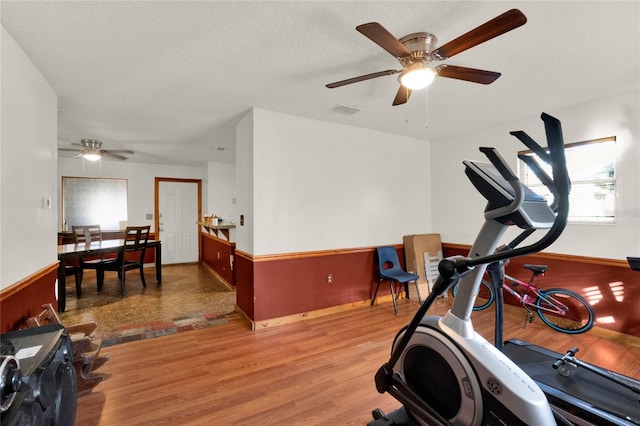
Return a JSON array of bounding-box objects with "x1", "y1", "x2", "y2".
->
[{"x1": 369, "y1": 112, "x2": 573, "y2": 425}]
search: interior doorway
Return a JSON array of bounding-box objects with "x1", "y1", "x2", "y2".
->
[{"x1": 154, "y1": 178, "x2": 202, "y2": 264}]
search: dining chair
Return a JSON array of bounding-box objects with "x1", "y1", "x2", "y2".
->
[
  {"x1": 371, "y1": 246, "x2": 422, "y2": 315},
  {"x1": 65, "y1": 262, "x2": 84, "y2": 298},
  {"x1": 95, "y1": 225, "x2": 151, "y2": 295},
  {"x1": 71, "y1": 224, "x2": 103, "y2": 297},
  {"x1": 72, "y1": 224, "x2": 102, "y2": 244}
]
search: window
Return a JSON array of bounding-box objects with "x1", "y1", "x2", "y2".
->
[
  {"x1": 518, "y1": 136, "x2": 616, "y2": 223},
  {"x1": 62, "y1": 177, "x2": 128, "y2": 230}
]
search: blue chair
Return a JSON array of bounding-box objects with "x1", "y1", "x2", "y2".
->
[{"x1": 372, "y1": 246, "x2": 422, "y2": 315}]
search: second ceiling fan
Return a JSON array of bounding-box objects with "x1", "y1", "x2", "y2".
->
[
  {"x1": 326, "y1": 9, "x2": 527, "y2": 106},
  {"x1": 59, "y1": 139, "x2": 134, "y2": 161}
]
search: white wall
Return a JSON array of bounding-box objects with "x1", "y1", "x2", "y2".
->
[
  {"x1": 58, "y1": 158, "x2": 207, "y2": 232},
  {"x1": 235, "y1": 110, "x2": 254, "y2": 254},
  {"x1": 238, "y1": 108, "x2": 432, "y2": 256},
  {"x1": 206, "y1": 161, "x2": 237, "y2": 240},
  {"x1": 431, "y1": 90, "x2": 640, "y2": 260},
  {"x1": 1, "y1": 25, "x2": 58, "y2": 288}
]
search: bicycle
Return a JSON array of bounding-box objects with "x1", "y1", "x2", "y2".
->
[{"x1": 452, "y1": 264, "x2": 595, "y2": 334}]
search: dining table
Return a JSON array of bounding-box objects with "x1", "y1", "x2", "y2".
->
[{"x1": 57, "y1": 239, "x2": 162, "y2": 312}]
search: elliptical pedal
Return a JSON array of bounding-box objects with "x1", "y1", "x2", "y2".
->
[{"x1": 368, "y1": 408, "x2": 420, "y2": 426}]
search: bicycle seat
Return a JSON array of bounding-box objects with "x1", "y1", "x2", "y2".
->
[{"x1": 524, "y1": 264, "x2": 548, "y2": 275}]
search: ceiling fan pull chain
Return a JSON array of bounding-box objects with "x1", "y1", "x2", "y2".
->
[
  {"x1": 399, "y1": 86, "x2": 411, "y2": 124},
  {"x1": 424, "y1": 87, "x2": 429, "y2": 128}
]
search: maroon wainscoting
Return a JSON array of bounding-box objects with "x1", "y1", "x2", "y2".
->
[
  {"x1": 235, "y1": 250, "x2": 254, "y2": 319},
  {"x1": 443, "y1": 243, "x2": 640, "y2": 336},
  {"x1": 0, "y1": 263, "x2": 58, "y2": 333},
  {"x1": 234, "y1": 247, "x2": 405, "y2": 322},
  {"x1": 200, "y1": 233, "x2": 235, "y2": 286}
]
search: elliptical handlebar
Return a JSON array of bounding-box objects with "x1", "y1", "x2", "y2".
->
[
  {"x1": 479, "y1": 146, "x2": 520, "y2": 181},
  {"x1": 441, "y1": 113, "x2": 570, "y2": 279}
]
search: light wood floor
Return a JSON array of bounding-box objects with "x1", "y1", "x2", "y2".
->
[{"x1": 76, "y1": 296, "x2": 640, "y2": 425}]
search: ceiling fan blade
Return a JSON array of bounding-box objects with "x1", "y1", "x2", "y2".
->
[
  {"x1": 356, "y1": 22, "x2": 412, "y2": 58},
  {"x1": 104, "y1": 149, "x2": 135, "y2": 155},
  {"x1": 58, "y1": 148, "x2": 83, "y2": 152},
  {"x1": 435, "y1": 65, "x2": 501, "y2": 84},
  {"x1": 326, "y1": 69, "x2": 400, "y2": 88},
  {"x1": 392, "y1": 86, "x2": 412, "y2": 106},
  {"x1": 432, "y1": 9, "x2": 527, "y2": 60},
  {"x1": 100, "y1": 151, "x2": 128, "y2": 160}
]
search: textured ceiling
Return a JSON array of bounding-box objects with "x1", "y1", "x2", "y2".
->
[{"x1": 1, "y1": 1, "x2": 638, "y2": 166}]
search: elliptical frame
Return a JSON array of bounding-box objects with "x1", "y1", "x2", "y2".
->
[{"x1": 372, "y1": 113, "x2": 571, "y2": 426}]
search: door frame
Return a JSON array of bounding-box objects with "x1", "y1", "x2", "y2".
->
[{"x1": 154, "y1": 177, "x2": 203, "y2": 262}]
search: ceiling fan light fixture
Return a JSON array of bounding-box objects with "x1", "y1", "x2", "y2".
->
[
  {"x1": 83, "y1": 151, "x2": 101, "y2": 162},
  {"x1": 399, "y1": 64, "x2": 435, "y2": 90}
]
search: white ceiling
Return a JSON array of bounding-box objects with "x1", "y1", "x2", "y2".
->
[{"x1": 1, "y1": 1, "x2": 638, "y2": 166}]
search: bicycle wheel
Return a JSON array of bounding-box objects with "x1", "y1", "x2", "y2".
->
[
  {"x1": 451, "y1": 280, "x2": 494, "y2": 311},
  {"x1": 535, "y1": 288, "x2": 595, "y2": 334}
]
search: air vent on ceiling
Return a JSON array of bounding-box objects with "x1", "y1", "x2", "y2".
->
[{"x1": 330, "y1": 104, "x2": 362, "y2": 115}]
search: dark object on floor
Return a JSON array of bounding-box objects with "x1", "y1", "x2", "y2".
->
[
  {"x1": 26, "y1": 303, "x2": 109, "y2": 396},
  {"x1": 628, "y1": 256, "x2": 640, "y2": 271},
  {"x1": 0, "y1": 323, "x2": 77, "y2": 425}
]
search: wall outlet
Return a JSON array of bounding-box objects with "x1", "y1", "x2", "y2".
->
[{"x1": 326, "y1": 273, "x2": 333, "y2": 285}]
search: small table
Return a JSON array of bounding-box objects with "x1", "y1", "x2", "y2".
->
[{"x1": 57, "y1": 240, "x2": 161, "y2": 312}]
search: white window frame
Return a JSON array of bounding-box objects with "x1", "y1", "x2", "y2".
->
[{"x1": 518, "y1": 136, "x2": 616, "y2": 224}]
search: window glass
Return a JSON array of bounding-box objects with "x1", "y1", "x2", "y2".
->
[
  {"x1": 519, "y1": 137, "x2": 616, "y2": 223},
  {"x1": 62, "y1": 177, "x2": 128, "y2": 230}
]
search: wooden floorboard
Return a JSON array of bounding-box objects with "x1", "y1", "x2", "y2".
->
[{"x1": 76, "y1": 296, "x2": 640, "y2": 425}]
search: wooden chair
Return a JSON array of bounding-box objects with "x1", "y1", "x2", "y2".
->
[
  {"x1": 26, "y1": 303, "x2": 109, "y2": 395},
  {"x1": 71, "y1": 224, "x2": 103, "y2": 297},
  {"x1": 65, "y1": 262, "x2": 83, "y2": 298},
  {"x1": 95, "y1": 225, "x2": 151, "y2": 295},
  {"x1": 72, "y1": 224, "x2": 102, "y2": 244}
]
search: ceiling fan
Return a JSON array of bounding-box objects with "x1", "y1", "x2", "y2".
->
[
  {"x1": 58, "y1": 139, "x2": 134, "y2": 161},
  {"x1": 326, "y1": 9, "x2": 527, "y2": 106}
]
